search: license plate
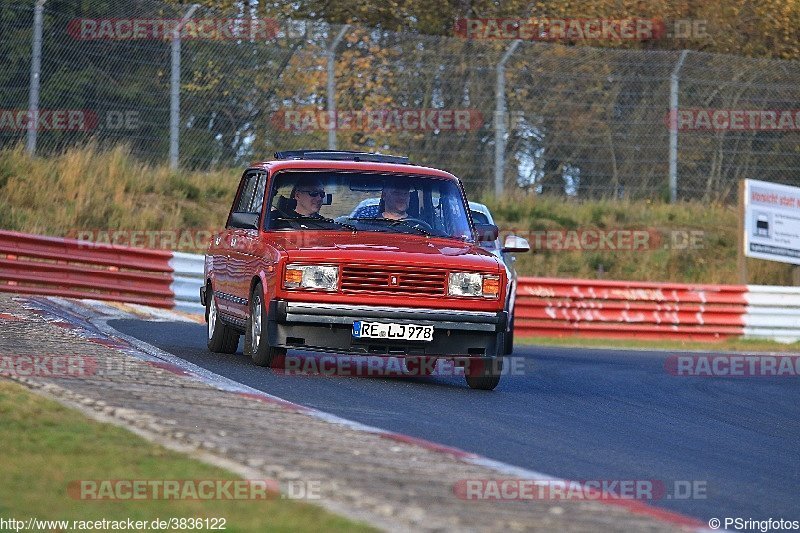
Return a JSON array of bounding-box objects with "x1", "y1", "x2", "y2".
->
[{"x1": 352, "y1": 321, "x2": 433, "y2": 342}]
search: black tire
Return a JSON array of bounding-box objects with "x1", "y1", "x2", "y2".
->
[
  {"x1": 245, "y1": 283, "x2": 285, "y2": 367},
  {"x1": 504, "y1": 315, "x2": 515, "y2": 355},
  {"x1": 465, "y1": 357, "x2": 503, "y2": 391},
  {"x1": 206, "y1": 286, "x2": 240, "y2": 354}
]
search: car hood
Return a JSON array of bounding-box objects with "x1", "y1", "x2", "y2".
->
[{"x1": 271, "y1": 231, "x2": 501, "y2": 272}]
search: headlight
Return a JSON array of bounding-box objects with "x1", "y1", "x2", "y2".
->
[
  {"x1": 284, "y1": 264, "x2": 339, "y2": 291},
  {"x1": 448, "y1": 272, "x2": 500, "y2": 298}
]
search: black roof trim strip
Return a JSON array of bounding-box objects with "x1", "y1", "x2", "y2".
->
[{"x1": 274, "y1": 150, "x2": 410, "y2": 165}]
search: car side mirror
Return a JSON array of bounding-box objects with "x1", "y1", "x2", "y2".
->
[
  {"x1": 502, "y1": 234, "x2": 530, "y2": 253},
  {"x1": 474, "y1": 223, "x2": 499, "y2": 243},
  {"x1": 228, "y1": 212, "x2": 259, "y2": 230}
]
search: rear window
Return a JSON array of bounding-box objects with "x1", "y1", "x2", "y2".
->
[{"x1": 471, "y1": 211, "x2": 490, "y2": 225}]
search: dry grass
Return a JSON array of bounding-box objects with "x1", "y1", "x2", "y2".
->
[
  {"x1": 0, "y1": 143, "x2": 234, "y2": 240},
  {"x1": 479, "y1": 193, "x2": 795, "y2": 284},
  {"x1": 0, "y1": 143, "x2": 794, "y2": 284}
]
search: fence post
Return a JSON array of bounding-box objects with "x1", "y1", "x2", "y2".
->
[
  {"x1": 26, "y1": 0, "x2": 46, "y2": 156},
  {"x1": 669, "y1": 50, "x2": 689, "y2": 203},
  {"x1": 169, "y1": 4, "x2": 200, "y2": 170},
  {"x1": 494, "y1": 40, "x2": 520, "y2": 197},
  {"x1": 326, "y1": 25, "x2": 349, "y2": 150}
]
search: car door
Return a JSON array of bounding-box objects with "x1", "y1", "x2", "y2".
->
[{"x1": 226, "y1": 170, "x2": 267, "y2": 318}]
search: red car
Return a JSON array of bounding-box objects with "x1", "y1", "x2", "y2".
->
[{"x1": 201, "y1": 150, "x2": 518, "y2": 390}]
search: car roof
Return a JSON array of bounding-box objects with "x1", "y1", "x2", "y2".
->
[
  {"x1": 249, "y1": 159, "x2": 459, "y2": 181},
  {"x1": 468, "y1": 201, "x2": 494, "y2": 224}
]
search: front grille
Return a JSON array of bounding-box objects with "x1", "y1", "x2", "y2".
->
[{"x1": 340, "y1": 265, "x2": 446, "y2": 296}]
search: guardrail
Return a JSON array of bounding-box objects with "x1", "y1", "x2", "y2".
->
[
  {"x1": 515, "y1": 278, "x2": 800, "y2": 343},
  {"x1": 514, "y1": 277, "x2": 748, "y2": 341},
  {"x1": 3, "y1": 230, "x2": 800, "y2": 343},
  {"x1": 168, "y1": 251, "x2": 205, "y2": 313},
  {"x1": 0, "y1": 230, "x2": 202, "y2": 313},
  {"x1": 744, "y1": 285, "x2": 800, "y2": 343}
]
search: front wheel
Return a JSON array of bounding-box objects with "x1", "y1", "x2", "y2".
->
[
  {"x1": 465, "y1": 357, "x2": 503, "y2": 391},
  {"x1": 244, "y1": 283, "x2": 285, "y2": 367},
  {"x1": 206, "y1": 287, "x2": 240, "y2": 354}
]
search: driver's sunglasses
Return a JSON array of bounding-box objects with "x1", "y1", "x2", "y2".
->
[{"x1": 299, "y1": 190, "x2": 325, "y2": 198}]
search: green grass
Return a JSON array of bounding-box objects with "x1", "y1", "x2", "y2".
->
[
  {"x1": 479, "y1": 193, "x2": 796, "y2": 285},
  {"x1": 0, "y1": 380, "x2": 375, "y2": 532},
  {"x1": 0, "y1": 142, "x2": 796, "y2": 284},
  {"x1": 518, "y1": 335, "x2": 800, "y2": 353}
]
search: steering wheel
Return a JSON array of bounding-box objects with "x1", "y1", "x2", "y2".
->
[{"x1": 400, "y1": 217, "x2": 434, "y2": 231}]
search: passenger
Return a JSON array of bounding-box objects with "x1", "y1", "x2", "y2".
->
[{"x1": 380, "y1": 184, "x2": 411, "y2": 220}]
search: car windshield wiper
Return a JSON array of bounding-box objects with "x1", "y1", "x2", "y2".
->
[
  {"x1": 274, "y1": 215, "x2": 356, "y2": 231},
  {"x1": 331, "y1": 218, "x2": 357, "y2": 231},
  {"x1": 383, "y1": 219, "x2": 433, "y2": 236},
  {"x1": 346, "y1": 217, "x2": 432, "y2": 236}
]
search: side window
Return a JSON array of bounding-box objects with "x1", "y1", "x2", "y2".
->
[
  {"x1": 228, "y1": 171, "x2": 266, "y2": 229},
  {"x1": 232, "y1": 172, "x2": 266, "y2": 215},
  {"x1": 249, "y1": 173, "x2": 267, "y2": 213},
  {"x1": 234, "y1": 173, "x2": 254, "y2": 213}
]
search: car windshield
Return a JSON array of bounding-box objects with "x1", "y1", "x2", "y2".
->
[{"x1": 266, "y1": 171, "x2": 472, "y2": 240}]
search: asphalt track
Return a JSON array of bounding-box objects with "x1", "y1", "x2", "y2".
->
[{"x1": 112, "y1": 318, "x2": 800, "y2": 523}]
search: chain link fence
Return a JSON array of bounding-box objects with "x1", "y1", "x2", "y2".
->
[{"x1": 1, "y1": 0, "x2": 799, "y2": 201}]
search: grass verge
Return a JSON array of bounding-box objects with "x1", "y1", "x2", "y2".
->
[
  {"x1": 479, "y1": 194, "x2": 796, "y2": 285},
  {"x1": 517, "y1": 335, "x2": 800, "y2": 353},
  {"x1": 0, "y1": 380, "x2": 374, "y2": 532},
  {"x1": 0, "y1": 142, "x2": 796, "y2": 284},
  {"x1": 0, "y1": 143, "x2": 233, "y2": 244}
]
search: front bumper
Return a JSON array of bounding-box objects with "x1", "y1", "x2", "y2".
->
[{"x1": 266, "y1": 300, "x2": 508, "y2": 358}]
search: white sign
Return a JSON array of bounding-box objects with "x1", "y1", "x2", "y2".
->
[{"x1": 744, "y1": 179, "x2": 800, "y2": 265}]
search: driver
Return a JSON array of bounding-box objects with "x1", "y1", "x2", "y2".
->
[{"x1": 290, "y1": 177, "x2": 326, "y2": 217}]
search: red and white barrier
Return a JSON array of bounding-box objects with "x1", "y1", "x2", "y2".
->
[
  {"x1": 516, "y1": 277, "x2": 800, "y2": 343},
  {"x1": 0, "y1": 230, "x2": 203, "y2": 313},
  {"x1": 2, "y1": 230, "x2": 800, "y2": 343},
  {"x1": 743, "y1": 285, "x2": 800, "y2": 343},
  {"x1": 514, "y1": 277, "x2": 748, "y2": 341}
]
